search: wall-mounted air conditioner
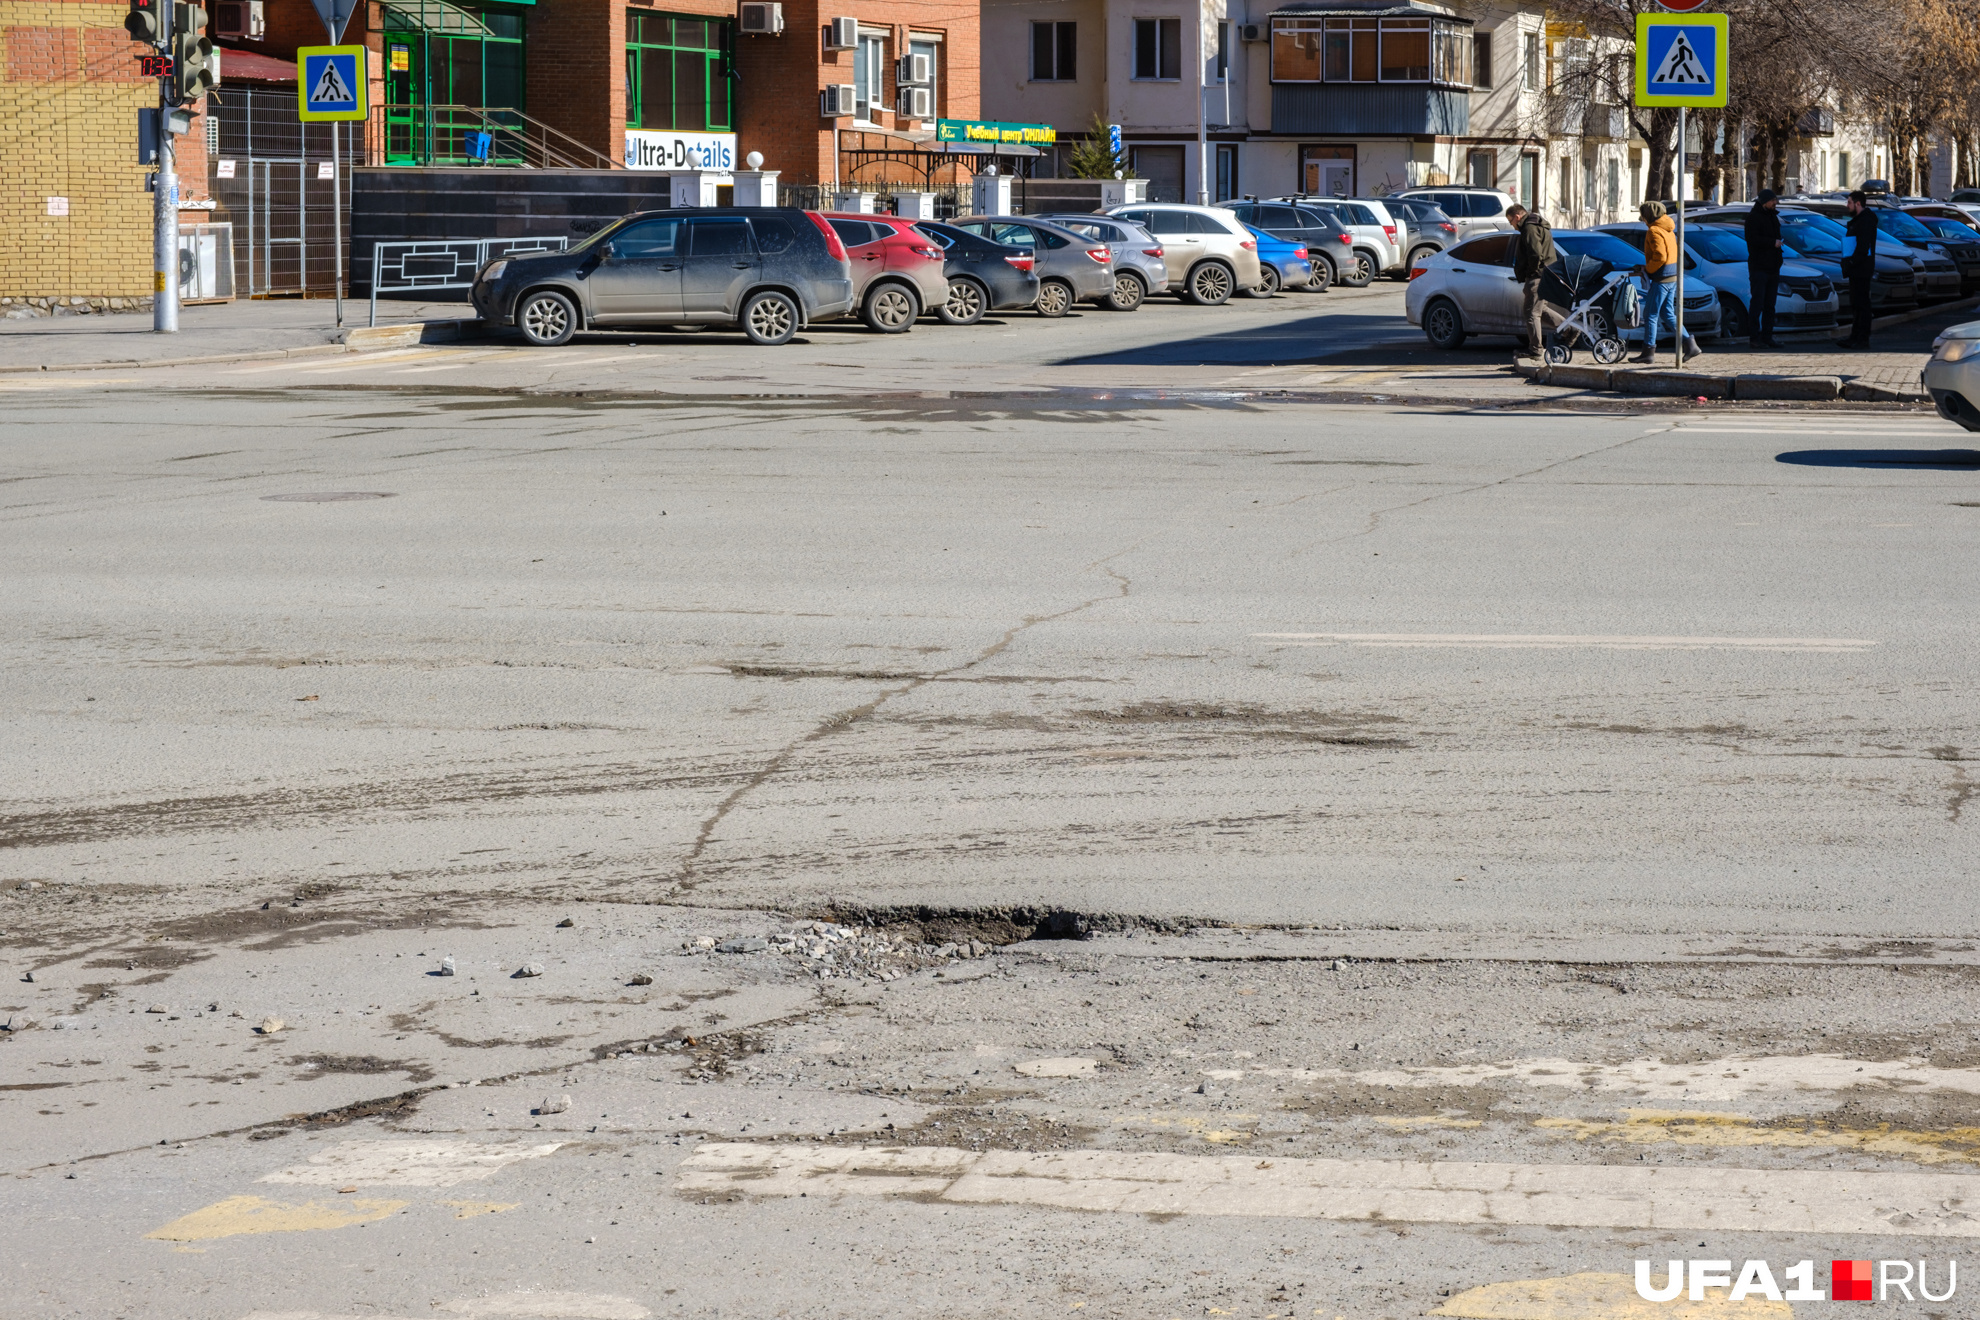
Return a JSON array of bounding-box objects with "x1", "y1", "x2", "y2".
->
[
  {"x1": 825, "y1": 17, "x2": 858, "y2": 49},
  {"x1": 897, "y1": 86, "x2": 931, "y2": 118},
  {"x1": 897, "y1": 51, "x2": 931, "y2": 84},
  {"x1": 214, "y1": 0, "x2": 263, "y2": 39},
  {"x1": 739, "y1": 2, "x2": 783, "y2": 35},
  {"x1": 821, "y1": 83, "x2": 857, "y2": 116},
  {"x1": 1239, "y1": 22, "x2": 1265, "y2": 41}
]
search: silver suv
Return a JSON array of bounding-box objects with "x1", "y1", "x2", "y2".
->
[
  {"x1": 1105, "y1": 203, "x2": 1268, "y2": 304},
  {"x1": 1030, "y1": 213, "x2": 1171, "y2": 311},
  {"x1": 1391, "y1": 187, "x2": 1519, "y2": 242}
]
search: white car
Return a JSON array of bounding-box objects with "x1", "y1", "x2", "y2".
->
[
  {"x1": 1924, "y1": 318, "x2": 1980, "y2": 431},
  {"x1": 1275, "y1": 195, "x2": 1403, "y2": 276},
  {"x1": 1391, "y1": 186, "x2": 1520, "y2": 243},
  {"x1": 1596, "y1": 221, "x2": 1838, "y2": 340},
  {"x1": 1406, "y1": 228, "x2": 1720, "y2": 349},
  {"x1": 1104, "y1": 203, "x2": 1267, "y2": 305}
]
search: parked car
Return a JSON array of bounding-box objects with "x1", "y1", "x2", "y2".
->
[
  {"x1": 1390, "y1": 186, "x2": 1520, "y2": 242},
  {"x1": 1405, "y1": 228, "x2": 1719, "y2": 349},
  {"x1": 1103, "y1": 203, "x2": 1267, "y2": 304},
  {"x1": 1241, "y1": 223, "x2": 1313, "y2": 295},
  {"x1": 1782, "y1": 201, "x2": 1964, "y2": 300},
  {"x1": 1218, "y1": 200, "x2": 1361, "y2": 289},
  {"x1": 947, "y1": 215, "x2": 1116, "y2": 316},
  {"x1": 1276, "y1": 196, "x2": 1404, "y2": 274},
  {"x1": 1595, "y1": 221, "x2": 1837, "y2": 340},
  {"x1": 1375, "y1": 196, "x2": 1462, "y2": 274},
  {"x1": 820, "y1": 213, "x2": 950, "y2": 332},
  {"x1": 911, "y1": 220, "x2": 1039, "y2": 325},
  {"x1": 1872, "y1": 205, "x2": 1980, "y2": 293},
  {"x1": 1029, "y1": 213, "x2": 1170, "y2": 310},
  {"x1": 1924, "y1": 317, "x2": 1980, "y2": 432},
  {"x1": 1689, "y1": 204, "x2": 1918, "y2": 316},
  {"x1": 1952, "y1": 190, "x2": 1980, "y2": 205},
  {"x1": 1904, "y1": 204, "x2": 1980, "y2": 235},
  {"x1": 474, "y1": 207, "x2": 854, "y2": 347}
]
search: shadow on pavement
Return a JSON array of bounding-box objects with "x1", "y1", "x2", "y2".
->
[
  {"x1": 1053, "y1": 305, "x2": 1490, "y2": 369},
  {"x1": 1776, "y1": 449, "x2": 1980, "y2": 469}
]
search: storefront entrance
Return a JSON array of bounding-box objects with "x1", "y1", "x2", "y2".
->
[
  {"x1": 382, "y1": 0, "x2": 527, "y2": 165},
  {"x1": 1302, "y1": 144, "x2": 1353, "y2": 197}
]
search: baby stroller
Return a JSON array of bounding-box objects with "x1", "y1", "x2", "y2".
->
[{"x1": 1537, "y1": 252, "x2": 1631, "y2": 366}]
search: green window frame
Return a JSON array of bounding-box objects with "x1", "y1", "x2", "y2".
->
[{"x1": 626, "y1": 11, "x2": 733, "y2": 133}]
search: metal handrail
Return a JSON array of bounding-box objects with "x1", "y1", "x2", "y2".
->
[
  {"x1": 373, "y1": 104, "x2": 618, "y2": 170},
  {"x1": 368, "y1": 235, "x2": 569, "y2": 326}
]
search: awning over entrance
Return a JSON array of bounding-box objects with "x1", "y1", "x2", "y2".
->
[{"x1": 381, "y1": 0, "x2": 492, "y2": 38}]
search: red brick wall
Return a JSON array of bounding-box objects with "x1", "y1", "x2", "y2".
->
[{"x1": 528, "y1": 0, "x2": 622, "y2": 164}]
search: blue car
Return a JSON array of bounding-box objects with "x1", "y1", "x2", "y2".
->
[{"x1": 1242, "y1": 222, "x2": 1313, "y2": 297}]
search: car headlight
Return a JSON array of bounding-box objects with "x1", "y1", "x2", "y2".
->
[
  {"x1": 480, "y1": 260, "x2": 509, "y2": 283},
  {"x1": 1932, "y1": 338, "x2": 1980, "y2": 363}
]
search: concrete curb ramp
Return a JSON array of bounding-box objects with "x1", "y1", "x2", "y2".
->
[
  {"x1": 337, "y1": 318, "x2": 484, "y2": 349},
  {"x1": 1515, "y1": 361, "x2": 1924, "y2": 402}
]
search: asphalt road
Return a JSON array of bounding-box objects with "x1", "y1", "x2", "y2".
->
[{"x1": 5, "y1": 378, "x2": 1979, "y2": 1318}]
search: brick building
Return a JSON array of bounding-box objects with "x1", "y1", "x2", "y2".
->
[{"x1": 0, "y1": 0, "x2": 211, "y2": 309}]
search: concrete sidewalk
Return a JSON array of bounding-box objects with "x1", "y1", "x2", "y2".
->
[{"x1": 0, "y1": 297, "x2": 468, "y2": 371}]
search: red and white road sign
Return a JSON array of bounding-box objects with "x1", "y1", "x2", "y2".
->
[{"x1": 1654, "y1": 0, "x2": 1712, "y2": 10}]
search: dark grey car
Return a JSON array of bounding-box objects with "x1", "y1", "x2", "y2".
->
[
  {"x1": 471, "y1": 207, "x2": 855, "y2": 347},
  {"x1": 1029, "y1": 214, "x2": 1170, "y2": 311},
  {"x1": 948, "y1": 216, "x2": 1117, "y2": 316},
  {"x1": 1220, "y1": 201, "x2": 1360, "y2": 289},
  {"x1": 1374, "y1": 197, "x2": 1461, "y2": 274}
]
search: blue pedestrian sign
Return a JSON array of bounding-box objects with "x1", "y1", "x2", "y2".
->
[
  {"x1": 1635, "y1": 14, "x2": 1727, "y2": 108},
  {"x1": 297, "y1": 45, "x2": 367, "y2": 121}
]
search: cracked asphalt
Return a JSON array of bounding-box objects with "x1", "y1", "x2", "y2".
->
[{"x1": 4, "y1": 380, "x2": 1978, "y2": 1318}]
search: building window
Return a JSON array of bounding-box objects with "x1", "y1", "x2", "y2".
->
[
  {"x1": 1467, "y1": 149, "x2": 1494, "y2": 188},
  {"x1": 1606, "y1": 155, "x2": 1620, "y2": 209},
  {"x1": 853, "y1": 31, "x2": 887, "y2": 120},
  {"x1": 1216, "y1": 143, "x2": 1238, "y2": 199},
  {"x1": 1031, "y1": 21, "x2": 1075, "y2": 81},
  {"x1": 1472, "y1": 31, "x2": 1491, "y2": 87},
  {"x1": 1582, "y1": 148, "x2": 1596, "y2": 209},
  {"x1": 1838, "y1": 151, "x2": 1851, "y2": 187},
  {"x1": 626, "y1": 12, "x2": 732, "y2": 132},
  {"x1": 911, "y1": 36, "x2": 940, "y2": 113},
  {"x1": 1133, "y1": 18, "x2": 1181, "y2": 81},
  {"x1": 1272, "y1": 15, "x2": 1468, "y2": 85},
  {"x1": 1518, "y1": 151, "x2": 1538, "y2": 206},
  {"x1": 1215, "y1": 20, "x2": 1228, "y2": 81},
  {"x1": 1557, "y1": 156, "x2": 1571, "y2": 211},
  {"x1": 1522, "y1": 31, "x2": 1540, "y2": 91}
]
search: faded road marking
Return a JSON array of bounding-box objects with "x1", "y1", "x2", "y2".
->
[
  {"x1": 259, "y1": 1139, "x2": 563, "y2": 1187},
  {"x1": 1432, "y1": 1272, "x2": 1790, "y2": 1318},
  {"x1": 441, "y1": 1200, "x2": 519, "y2": 1218},
  {"x1": 146, "y1": 1194, "x2": 406, "y2": 1241},
  {"x1": 242, "y1": 1296, "x2": 650, "y2": 1320},
  {"x1": 1537, "y1": 1108, "x2": 1980, "y2": 1166},
  {"x1": 678, "y1": 1142, "x2": 1980, "y2": 1235},
  {"x1": 1254, "y1": 633, "x2": 1876, "y2": 652}
]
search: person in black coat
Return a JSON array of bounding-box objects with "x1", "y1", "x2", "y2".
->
[
  {"x1": 1742, "y1": 190, "x2": 1784, "y2": 348},
  {"x1": 1841, "y1": 190, "x2": 1879, "y2": 349}
]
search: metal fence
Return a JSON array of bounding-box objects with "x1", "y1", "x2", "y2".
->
[
  {"x1": 207, "y1": 86, "x2": 364, "y2": 296},
  {"x1": 367, "y1": 237, "x2": 569, "y2": 325}
]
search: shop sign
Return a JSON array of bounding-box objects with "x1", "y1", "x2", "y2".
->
[
  {"x1": 935, "y1": 119, "x2": 1057, "y2": 147},
  {"x1": 624, "y1": 130, "x2": 737, "y2": 171}
]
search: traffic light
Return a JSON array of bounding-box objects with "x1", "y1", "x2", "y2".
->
[
  {"x1": 125, "y1": 0, "x2": 161, "y2": 45},
  {"x1": 170, "y1": 2, "x2": 217, "y2": 102}
]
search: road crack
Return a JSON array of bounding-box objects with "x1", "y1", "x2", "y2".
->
[{"x1": 663, "y1": 560, "x2": 1133, "y2": 895}]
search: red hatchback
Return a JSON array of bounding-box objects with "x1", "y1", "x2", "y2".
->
[{"x1": 822, "y1": 213, "x2": 951, "y2": 333}]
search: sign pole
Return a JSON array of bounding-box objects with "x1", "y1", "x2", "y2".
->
[
  {"x1": 332, "y1": 120, "x2": 342, "y2": 327},
  {"x1": 153, "y1": 3, "x2": 179, "y2": 333},
  {"x1": 1675, "y1": 105, "x2": 1685, "y2": 368}
]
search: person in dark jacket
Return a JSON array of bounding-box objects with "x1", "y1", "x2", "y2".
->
[
  {"x1": 1742, "y1": 189, "x2": 1784, "y2": 348},
  {"x1": 1841, "y1": 190, "x2": 1879, "y2": 349},
  {"x1": 1507, "y1": 204, "x2": 1563, "y2": 359}
]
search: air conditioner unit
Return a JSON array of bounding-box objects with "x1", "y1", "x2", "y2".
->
[
  {"x1": 1239, "y1": 22, "x2": 1265, "y2": 41},
  {"x1": 821, "y1": 83, "x2": 857, "y2": 116},
  {"x1": 825, "y1": 16, "x2": 858, "y2": 49},
  {"x1": 739, "y1": 1, "x2": 783, "y2": 34},
  {"x1": 897, "y1": 51, "x2": 931, "y2": 84},
  {"x1": 214, "y1": 0, "x2": 263, "y2": 39},
  {"x1": 897, "y1": 86, "x2": 931, "y2": 118}
]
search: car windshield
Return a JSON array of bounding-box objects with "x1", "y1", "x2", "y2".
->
[
  {"x1": 1878, "y1": 210, "x2": 1936, "y2": 240},
  {"x1": 569, "y1": 216, "x2": 636, "y2": 253},
  {"x1": 1555, "y1": 233, "x2": 1649, "y2": 268},
  {"x1": 1924, "y1": 217, "x2": 1978, "y2": 238},
  {"x1": 1777, "y1": 216, "x2": 1842, "y2": 254},
  {"x1": 1683, "y1": 228, "x2": 1749, "y2": 263}
]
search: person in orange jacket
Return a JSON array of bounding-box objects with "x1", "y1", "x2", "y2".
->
[{"x1": 1631, "y1": 202, "x2": 1704, "y2": 363}]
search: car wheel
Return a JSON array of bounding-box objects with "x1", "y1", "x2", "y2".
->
[
  {"x1": 516, "y1": 289, "x2": 578, "y2": 346},
  {"x1": 1035, "y1": 278, "x2": 1075, "y2": 317},
  {"x1": 740, "y1": 290, "x2": 799, "y2": 346},
  {"x1": 1184, "y1": 261, "x2": 1235, "y2": 305},
  {"x1": 938, "y1": 277, "x2": 987, "y2": 326},
  {"x1": 1423, "y1": 297, "x2": 1466, "y2": 350},
  {"x1": 1339, "y1": 252, "x2": 1376, "y2": 288},
  {"x1": 1407, "y1": 246, "x2": 1438, "y2": 276},
  {"x1": 1306, "y1": 258, "x2": 1334, "y2": 293},
  {"x1": 1717, "y1": 295, "x2": 1747, "y2": 341},
  {"x1": 861, "y1": 283, "x2": 918, "y2": 333},
  {"x1": 1104, "y1": 272, "x2": 1146, "y2": 311},
  {"x1": 1243, "y1": 266, "x2": 1281, "y2": 298}
]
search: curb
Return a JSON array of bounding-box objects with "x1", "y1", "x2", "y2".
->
[
  {"x1": 0, "y1": 318, "x2": 488, "y2": 375},
  {"x1": 337, "y1": 318, "x2": 486, "y2": 349}
]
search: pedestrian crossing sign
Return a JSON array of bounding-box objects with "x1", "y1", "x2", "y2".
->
[
  {"x1": 1635, "y1": 14, "x2": 1727, "y2": 107},
  {"x1": 298, "y1": 45, "x2": 367, "y2": 121}
]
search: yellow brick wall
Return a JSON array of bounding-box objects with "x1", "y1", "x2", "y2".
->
[{"x1": 1, "y1": 0, "x2": 163, "y2": 298}]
